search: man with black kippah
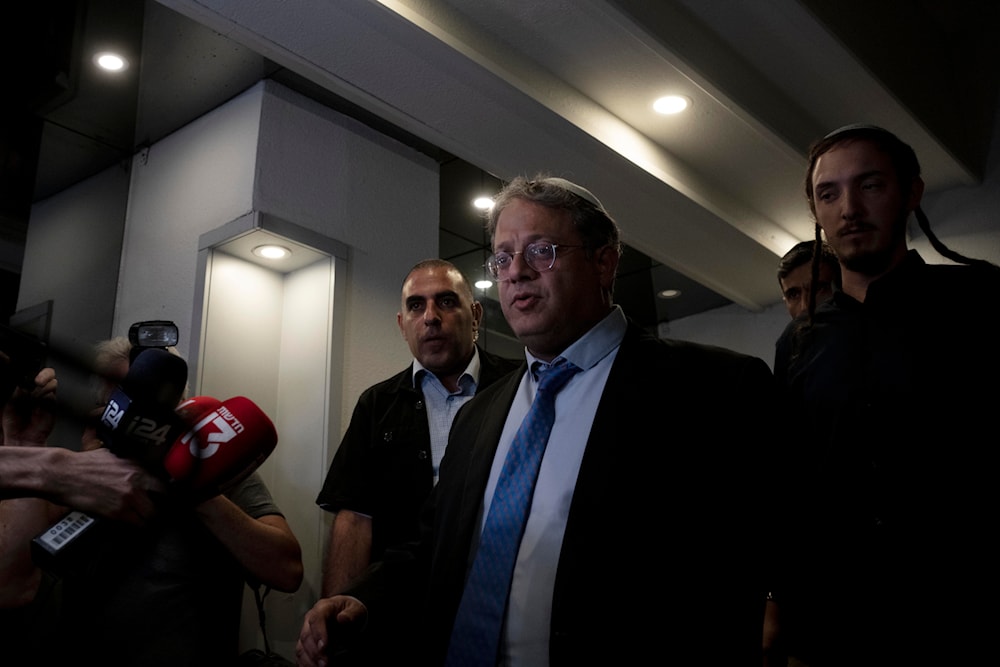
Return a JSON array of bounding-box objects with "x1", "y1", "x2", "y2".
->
[{"x1": 773, "y1": 125, "x2": 1000, "y2": 666}]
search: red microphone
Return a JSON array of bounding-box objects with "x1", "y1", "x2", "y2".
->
[
  {"x1": 175, "y1": 394, "x2": 223, "y2": 424},
  {"x1": 163, "y1": 396, "x2": 278, "y2": 501}
]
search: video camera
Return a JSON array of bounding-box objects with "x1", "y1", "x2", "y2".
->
[{"x1": 127, "y1": 319, "x2": 179, "y2": 363}]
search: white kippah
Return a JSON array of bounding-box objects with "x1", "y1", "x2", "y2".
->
[
  {"x1": 823, "y1": 123, "x2": 889, "y2": 139},
  {"x1": 538, "y1": 177, "x2": 607, "y2": 212}
]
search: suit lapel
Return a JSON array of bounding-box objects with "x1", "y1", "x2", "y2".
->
[{"x1": 457, "y1": 366, "x2": 524, "y2": 527}]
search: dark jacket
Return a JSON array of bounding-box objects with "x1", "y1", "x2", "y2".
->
[
  {"x1": 773, "y1": 251, "x2": 1000, "y2": 666},
  {"x1": 316, "y1": 346, "x2": 518, "y2": 558},
  {"x1": 354, "y1": 322, "x2": 777, "y2": 666}
]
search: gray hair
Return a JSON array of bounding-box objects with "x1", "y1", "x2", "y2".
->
[{"x1": 486, "y1": 175, "x2": 622, "y2": 259}]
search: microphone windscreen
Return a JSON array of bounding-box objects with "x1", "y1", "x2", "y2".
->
[
  {"x1": 124, "y1": 348, "x2": 188, "y2": 409},
  {"x1": 162, "y1": 396, "x2": 277, "y2": 496},
  {"x1": 175, "y1": 395, "x2": 223, "y2": 424},
  {"x1": 99, "y1": 348, "x2": 188, "y2": 466}
]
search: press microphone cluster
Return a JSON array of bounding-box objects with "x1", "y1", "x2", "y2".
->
[
  {"x1": 31, "y1": 348, "x2": 278, "y2": 575},
  {"x1": 97, "y1": 347, "x2": 189, "y2": 470}
]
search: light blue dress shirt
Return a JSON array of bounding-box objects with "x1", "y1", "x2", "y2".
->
[
  {"x1": 477, "y1": 306, "x2": 627, "y2": 667},
  {"x1": 413, "y1": 347, "x2": 482, "y2": 484}
]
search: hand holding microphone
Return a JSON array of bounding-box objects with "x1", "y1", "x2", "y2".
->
[
  {"x1": 33, "y1": 345, "x2": 279, "y2": 575},
  {"x1": 62, "y1": 347, "x2": 277, "y2": 498},
  {"x1": 32, "y1": 348, "x2": 188, "y2": 573},
  {"x1": 93, "y1": 348, "x2": 280, "y2": 495},
  {"x1": 32, "y1": 392, "x2": 278, "y2": 573},
  {"x1": 2, "y1": 366, "x2": 58, "y2": 447}
]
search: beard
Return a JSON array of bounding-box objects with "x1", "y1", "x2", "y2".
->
[
  {"x1": 839, "y1": 241, "x2": 897, "y2": 275},
  {"x1": 835, "y1": 212, "x2": 909, "y2": 276}
]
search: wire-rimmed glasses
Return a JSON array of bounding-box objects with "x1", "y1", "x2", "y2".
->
[{"x1": 485, "y1": 242, "x2": 584, "y2": 281}]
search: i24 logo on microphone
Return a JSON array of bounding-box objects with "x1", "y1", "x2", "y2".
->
[
  {"x1": 100, "y1": 386, "x2": 133, "y2": 431},
  {"x1": 181, "y1": 405, "x2": 246, "y2": 459},
  {"x1": 101, "y1": 396, "x2": 128, "y2": 430},
  {"x1": 125, "y1": 416, "x2": 174, "y2": 446},
  {"x1": 101, "y1": 394, "x2": 175, "y2": 450}
]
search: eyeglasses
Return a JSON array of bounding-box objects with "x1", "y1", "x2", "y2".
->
[{"x1": 485, "y1": 242, "x2": 585, "y2": 280}]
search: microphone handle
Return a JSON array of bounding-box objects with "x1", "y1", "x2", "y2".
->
[{"x1": 30, "y1": 510, "x2": 101, "y2": 578}]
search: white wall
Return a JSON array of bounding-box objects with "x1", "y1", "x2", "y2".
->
[
  {"x1": 196, "y1": 248, "x2": 337, "y2": 653},
  {"x1": 252, "y1": 80, "x2": 440, "y2": 429},
  {"x1": 270, "y1": 256, "x2": 339, "y2": 648},
  {"x1": 114, "y1": 83, "x2": 263, "y2": 354}
]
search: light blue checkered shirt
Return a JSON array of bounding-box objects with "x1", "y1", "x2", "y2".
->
[{"x1": 413, "y1": 348, "x2": 482, "y2": 483}]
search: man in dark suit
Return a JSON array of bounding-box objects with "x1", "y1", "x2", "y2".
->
[
  {"x1": 316, "y1": 259, "x2": 517, "y2": 597},
  {"x1": 297, "y1": 177, "x2": 776, "y2": 666}
]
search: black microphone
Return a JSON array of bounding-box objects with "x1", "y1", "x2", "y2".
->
[
  {"x1": 31, "y1": 348, "x2": 188, "y2": 576},
  {"x1": 97, "y1": 347, "x2": 188, "y2": 471}
]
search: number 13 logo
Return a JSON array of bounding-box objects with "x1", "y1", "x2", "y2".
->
[{"x1": 181, "y1": 411, "x2": 236, "y2": 459}]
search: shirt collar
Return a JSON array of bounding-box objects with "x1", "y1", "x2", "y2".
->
[
  {"x1": 411, "y1": 346, "x2": 482, "y2": 391},
  {"x1": 524, "y1": 305, "x2": 627, "y2": 378}
]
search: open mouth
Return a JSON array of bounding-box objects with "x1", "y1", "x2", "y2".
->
[{"x1": 510, "y1": 292, "x2": 540, "y2": 308}]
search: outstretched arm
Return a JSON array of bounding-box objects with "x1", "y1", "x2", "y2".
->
[
  {"x1": 1, "y1": 366, "x2": 165, "y2": 519},
  {"x1": 1, "y1": 369, "x2": 165, "y2": 607},
  {"x1": 1, "y1": 446, "x2": 165, "y2": 520}
]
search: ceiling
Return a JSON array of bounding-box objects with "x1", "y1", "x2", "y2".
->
[{"x1": 2, "y1": 0, "x2": 998, "y2": 331}]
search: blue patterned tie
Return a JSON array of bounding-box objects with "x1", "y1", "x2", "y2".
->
[{"x1": 445, "y1": 358, "x2": 581, "y2": 667}]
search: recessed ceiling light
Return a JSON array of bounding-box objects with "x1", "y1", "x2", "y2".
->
[
  {"x1": 473, "y1": 196, "x2": 494, "y2": 210},
  {"x1": 94, "y1": 51, "x2": 129, "y2": 73},
  {"x1": 658, "y1": 288, "x2": 682, "y2": 299},
  {"x1": 475, "y1": 279, "x2": 492, "y2": 290},
  {"x1": 653, "y1": 95, "x2": 690, "y2": 115},
  {"x1": 252, "y1": 244, "x2": 291, "y2": 260}
]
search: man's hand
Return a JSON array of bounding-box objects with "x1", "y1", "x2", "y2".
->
[
  {"x1": 80, "y1": 404, "x2": 109, "y2": 451},
  {"x1": 296, "y1": 595, "x2": 368, "y2": 667},
  {"x1": 2, "y1": 367, "x2": 58, "y2": 446},
  {"x1": 50, "y1": 447, "x2": 165, "y2": 524}
]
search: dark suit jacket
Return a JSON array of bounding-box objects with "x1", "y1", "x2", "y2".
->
[
  {"x1": 316, "y1": 346, "x2": 518, "y2": 558},
  {"x1": 354, "y1": 322, "x2": 777, "y2": 666}
]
